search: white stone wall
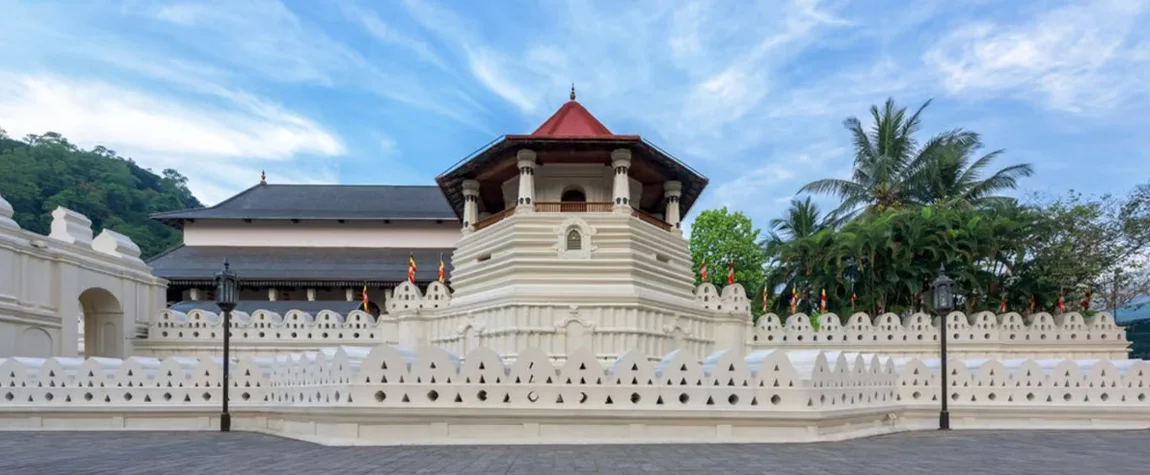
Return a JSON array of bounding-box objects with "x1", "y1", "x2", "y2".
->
[
  {"x1": 137, "y1": 298, "x2": 1130, "y2": 362},
  {"x1": 141, "y1": 276, "x2": 752, "y2": 362},
  {"x1": 751, "y1": 311, "x2": 1128, "y2": 359},
  {"x1": 3, "y1": 345, "x2": 1150, "y2": 444},
  {"x1": 0, "y1": 192, "x2": 166, "y2": 359},
  {"x1": 431, "y1": 210, "x2": 744, "y2": 361}
]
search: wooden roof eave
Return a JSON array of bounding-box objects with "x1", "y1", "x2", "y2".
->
[{"x1": 436, "y1": 135, "x2": 709, "y2": 219}]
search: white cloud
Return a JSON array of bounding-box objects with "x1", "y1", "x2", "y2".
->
[
  {"x1": 465, "y1": 48, "x2": 539, "y2": 113},
  {"x1": 143, "y1": 0, "x2": 360, "y2": 86},
  {"x1": 924, "y1": 0, "x2": 1150, "y2": 112},
  {"x1": 338, "y1": 2, "x2": 449, "y2": 70},
  {"x1": 0, "y1": 72, "x2": 344, "y2": 204}
]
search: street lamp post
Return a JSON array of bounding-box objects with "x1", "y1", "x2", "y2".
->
[
  {"x1": 214, "y1": 260, "x2": 239, "y2": 432},
  {"x1": 931, "y1": 264, "x2": 955, "y2": 431}
]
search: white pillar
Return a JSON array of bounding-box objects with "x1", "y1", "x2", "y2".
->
[
  {"x1": 345, "y1": 288, "x2": 354, "y2": 301},
  {"x1": 306, "y1": 288, "x2": 317, "y2": 301},
  {"x1": 268, "y1": 288, "x2": 277, "y2": 301},
  {"x1": 189, "y1": 288, "x2": 201, "y2": 301},
  {"x1": 462, "y1": 179, "x2": 480, "y2": 231},
  {"x1": 515, "y1": 149, "x2": 537, "y2": 211},
  {"x1": 611, "y1": 148, "x2": 632, "y2": 213},
  {"x1": 664, "y1": 181, "x2": 682, "y2": 229}
]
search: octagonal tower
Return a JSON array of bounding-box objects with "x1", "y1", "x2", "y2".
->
[{"x1": 418, "y1": 88, "x2": 750, "y2": 361}]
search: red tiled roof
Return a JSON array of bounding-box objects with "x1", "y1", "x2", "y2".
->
[{"x1": 530, "y1": 99, "x2": 616, "y2": 138}]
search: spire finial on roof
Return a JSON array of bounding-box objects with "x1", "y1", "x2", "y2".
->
[
  {"x1": 260, "y1": 170, "x2": 267, "y2": 185},
  {"x1": 570, "y1": 83, "x2": 576, "y2": 101}
]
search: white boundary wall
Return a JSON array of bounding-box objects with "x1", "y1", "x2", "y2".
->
[
  {"x1": 2, "y1": 345, "x2": 1149, "y2": 445},
  {"x1": 136, "y1": 307, "x2": 1130, "y2": 361}
]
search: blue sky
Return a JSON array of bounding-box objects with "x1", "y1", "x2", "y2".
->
[{"x1": 1, "y1": 0, "x2": 1148, "y2": 231}]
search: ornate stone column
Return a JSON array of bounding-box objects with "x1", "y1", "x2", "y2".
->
[
  {"x1": 345, "y1": 288, "x2": 354, "y2": 301},
  {"x1": 664, "y1": 181, "x2": 682, "y2": 229},
  {"x1": 267, "y1": 288, "x2": 277, "y2": 301},
  {"x1": 610, "y1": 148, "x2": 632, "y2": 213},
  {"x1": 462, "y1": 179, "x2": 480, "y2": 231},
  {"x1": 516, "y1": 149, "x2": 537, "y2": 212},
  {"x1": 306, "y1": 288, "x2": 317, "y2": 301}
]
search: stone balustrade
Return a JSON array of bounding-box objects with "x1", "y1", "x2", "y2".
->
[
  {"x1": 138, "y1": 308, "x2": 391, "y2": 358},
  {"x1": 752, "y1": 311, "x2": 1128, "y2": 359},
  {"x1": 3, "y1": 345, "x2": 1150, "y2": 444},
  {"x1": 139, "y1": 305, "x2": 1131, "y2": 361}
]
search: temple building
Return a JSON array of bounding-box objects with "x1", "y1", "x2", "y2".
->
[
  {"x1": 147, "y1": 183, "x2": 459, "y2": 313},
  {"x1": 145, "y1": 87, "x2": 732, "y2": 358},
  {"x1": 418, "y1": 86, "x2": 728, "y2": 360}
]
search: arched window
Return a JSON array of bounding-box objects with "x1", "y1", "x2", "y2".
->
[
  {"x1": 566, "y1": 229, "x2": 582, "y2": 250},
  {"x1": 561, "y1": 188, "x2": 586, "y2": 202}
]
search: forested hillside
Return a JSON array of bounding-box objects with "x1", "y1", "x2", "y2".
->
[{"x1": 0, "y1": 127, "x2": 202, "y2": 259}]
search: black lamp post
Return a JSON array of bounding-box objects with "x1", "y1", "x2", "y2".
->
[
  {"x1": 214, "y1": 260, "x2": 238, "y2": 432},
  {"x1": 931, "y1": 264, "x2": 955, "y2": 431}
]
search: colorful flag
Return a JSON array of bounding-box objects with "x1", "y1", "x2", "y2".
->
[
  {"x1": 999, "y1": 296, "x2": 1006, "y2": 313},
  {"x1": 1082, "y1": 289, "x2": 1092, "y2": 312},
  {"x1": 361, "y1": 285, "x2": 369, "y2": 313},
  {"x1": 819, "y1": 289, "x2": 826, "y2": 313},
  {"x1": 1057, "y1": 292, "x2": 1066, "y2": 314},
  {"x1": 761, "y1": 287, "x2": 768, "y2": 312},
  {"x1": 1028, "y1": 295, "x2": 1036, "y2": 314},
  {"x1": 700, "y1": 257, "x2": 708, "y2": 282},
  {"x1": 408, "y1": 254, "x2": 417, "y2": 284},
  {"x1": 727, "y1": 261, "x2": 735, "y2": 285},
  {"x1": 851, "y1": 292, "x2": 857, "y2": 312},
  {"x1": 789, "y1": 287, "x2": 797, "y2": 314},
  {"x1": 437, "y1": 253, "x2": 445, "y2": 283}
]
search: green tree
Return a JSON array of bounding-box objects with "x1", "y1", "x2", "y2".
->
[
  {"x1": 800, "y1": 98, "x2": 1034, "y2": 222},
  {"x1": 1017, "y1": 186, "x2": 1150, "y2": 311},
  {"x1": 689, "y1": 207, "x2": 766, "y2": 318},
  {"x1": 914, "y1": 136, "x2": 1035, "y2": 208},
  {"x1": 0, "y1": 128, "x2": 202, "y2": 258}
]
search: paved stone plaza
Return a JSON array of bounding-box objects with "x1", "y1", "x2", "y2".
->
[{"x1": 0, "y1": 430, "x2": 1144, "y2": 474}]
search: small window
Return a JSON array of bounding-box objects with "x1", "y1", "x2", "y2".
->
[{"x1": 566, "y1": 229, "x2": 582, "y2": 250}]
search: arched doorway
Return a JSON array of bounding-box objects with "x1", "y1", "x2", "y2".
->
[
  {"x1": 560, "y1": 187, "x2": 587, "y2": 212},
  {"x1": 561, "y1": 188, "x2": 586, "y2": 202},
  {"x1": 78, "y1": 287, "x2": 123, "y2": 358}
]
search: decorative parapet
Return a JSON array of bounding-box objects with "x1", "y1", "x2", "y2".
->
[
  {"x1": 147, "y1": 308, "x2": 389, "y2": 345},
  {"x1": 145, "y1": 282, "x2": 457, "y2": 349},
  {"x1": 92, "y1": 229, "x2": 144, "y2": 264},
  {"x1": 48, "y1": 206, "x2": 94, "y2": 246},
  {"x1": 0, "y1": 346, "x2": 898, "y2": 412},
  {"x1": 4, "y1": 345, "x2": 1150, "y2": 444},
  {"x1": 719, "y1": 283, "x2": 751, "y2": 316},
  {"x1": 0, "y1": 192, "x2": 18, "y2": 230},
  {"x1": 693, "y1": 283, "x2": 752, "y2": 317},
  {"x1": 752, "y1": 311, "x2": 1128, "y2": 359},
  {"x1": 693, "y1": 283, "x2": 721, "y2": 311},
  {"x1": 387, "y1": 281, "x2": 425, "y2": 314},
  {"x1": 420, "y1": 281, "x2": 452, "y2": 310},
  {"x1": 894, "y1": 354, "x2": 1150, "y2": 406}
]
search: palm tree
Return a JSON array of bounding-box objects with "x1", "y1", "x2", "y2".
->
[
  {"x1": 769, "y1": 197, "x2": 825, "y2": 240},
  {"x1": 799, "y1": 98, "x2": 968, "y2": 223},
  {"x1": 762, "y1": 198, "x2": 822, "y2": 309},
  {"x1": 910, "y1": 135, "x2": 1034, "y2": 208}
]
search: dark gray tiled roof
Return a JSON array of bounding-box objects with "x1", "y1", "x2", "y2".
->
[
  {"x1": 152, "y1": 184, "x2": 458, "y2": 223},
  {"x1": 168, "y1": 300, "x2": 369, "y2": 315},
  {"x1": 148, "y1": 245, "x2": 453, "y2": 283}
]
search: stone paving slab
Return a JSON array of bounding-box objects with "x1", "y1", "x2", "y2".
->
[{"x1": 0, "y1": 430, "x2": 1144, "y2": 475}]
